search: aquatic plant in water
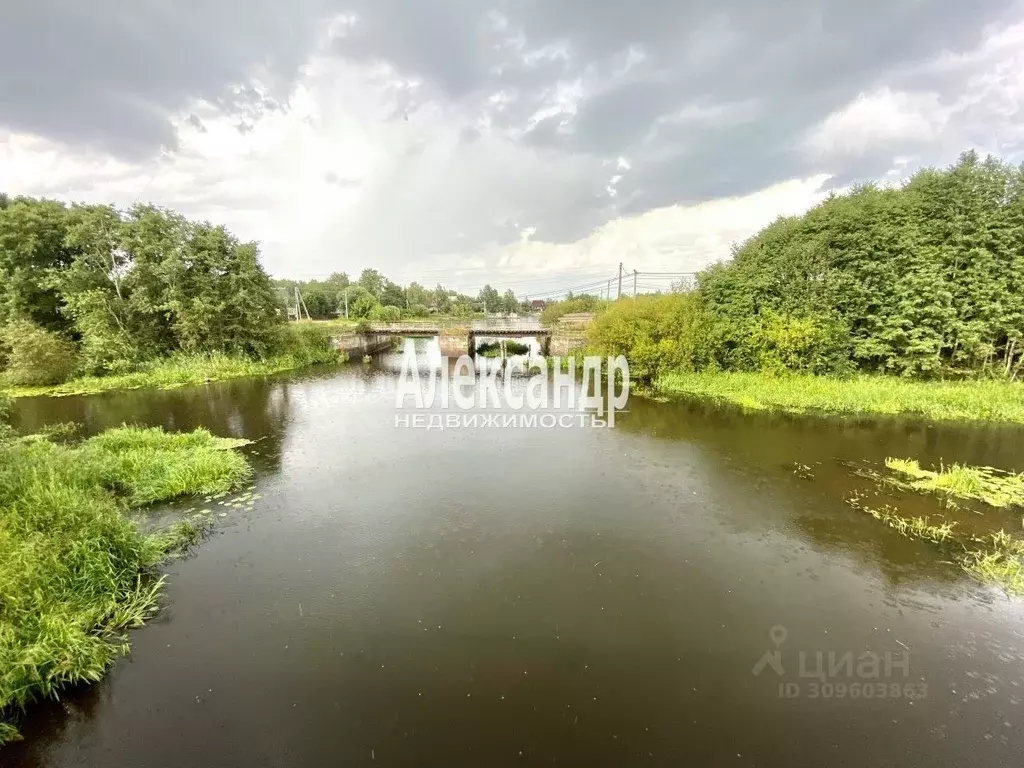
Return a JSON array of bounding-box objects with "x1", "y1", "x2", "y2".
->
[
  {"x1": 884, "y1": 458, "x2": 1024, "y2": 509},
  {"x1": 846, "y1": 494, "x2": 1024, "y2": 596}
]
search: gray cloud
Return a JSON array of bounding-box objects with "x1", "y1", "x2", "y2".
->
[
  {"x1": 0, "y1": 0, "x2": 328, "y2": 158},
  {"x1": 2, "y1": 0, "x2": 1021, "y2": 262}
]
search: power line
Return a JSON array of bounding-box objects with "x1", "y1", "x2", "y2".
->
[{"x1": 522, "y1": 278, "x2": 615, "y2": 300}]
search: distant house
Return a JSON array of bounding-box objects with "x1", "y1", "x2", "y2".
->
[{"x1": 530, "y1": 299, "x2": 547, "y2": 311}]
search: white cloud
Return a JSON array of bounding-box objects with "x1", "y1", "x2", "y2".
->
[
  {"x1": 803, "y1": 88, "x2": 944, "y2": 159},
  {"x1": 805, "y1": 19, "x2": 1024, "y2": 170}
]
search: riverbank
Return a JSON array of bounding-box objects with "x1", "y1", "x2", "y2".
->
[
  {"x1": 1, "y1": 323, "x2": 342, "y2": 399},
  {"x1": 0, "y1": 426, "x2": 252, "y2": 743},
  {"x1": 656, "y1": 370, "x2": 1024, "y2": 424}
]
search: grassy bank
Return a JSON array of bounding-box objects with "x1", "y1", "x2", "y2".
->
[
  {"x1": 2, "y1": 322, "x2": 342, "y2": 399},
  {"x1": 0, "y1": 426, "x2": 251, "y2": 743},
  {"x1": 656, "y1": 370, "x2": 1024, "y2": 424}
]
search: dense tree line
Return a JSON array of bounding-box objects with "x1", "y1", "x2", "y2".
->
[
  {"x1": 0, "y1": 197, "x2": 281, "y2": 382},
  {"x1": 274, "y1": 271, "x2": 524, "y2": 320},
  {"x1": 590, "y1": 151, "x2": 1024, "y2": 382}
]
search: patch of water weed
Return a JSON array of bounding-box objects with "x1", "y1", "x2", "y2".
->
[
  {"x1": 884, "y1": 458, "x2": 1024, "y2": 509},
  {"x1": 846, "y1": 493, "x2": 1024, "y2": 596},
  {"x1": 0, "y1": 426, "x2": 251, "y2": 743}
]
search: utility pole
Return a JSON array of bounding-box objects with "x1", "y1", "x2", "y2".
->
[
  {"x1": 633, "y1": 270, "x2": 638, "y2": 298},
  {"x1": 617, "y1": 262, "x2": 623, "y2": 300},
  {"x1": 344, "y1": 288, "x2": 349, "y2": 319}
]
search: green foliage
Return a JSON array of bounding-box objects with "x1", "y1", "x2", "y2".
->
[
  {"x1": 657, "y1": 370, "x2": 1024, "y2": 423},
  {"x1": 540, "y1": 295, "x2": 607, "y2": 326},
  {"x1": 741, "y1": 310, "x2": 852, "y2": 375},
  {"x1": 3, "y1": 340, "x2": 338, "y2": 399},
  {"x1": 0, "y1": 392, "x2": 12, "y2": 447},
  {"x1": 0, "y1": 198, "x2": 76, "y2": 333},
  {"x1": 369, "y1": 304, "x2": 402, "y2": 323},
  {"x1": 849, "y1": 471, "x2": 1024, "y2": 595},
  {"x1": 588, "y1": 294, "x2": 715, "y2": 382},
  {"x1": 345, "y1": 285, "x2": 379, "y2": 319},
  {"x1": 273, "y1": 322, "x2": 340, "y2": 366},
  {"x1": 0, "y1": 427, "x2": 251, "y2": 742},
  {"x1": 478, "y1": 284, "x2": 501, "y2": 312},
  {"x1": 701, "y1": 151, "x2": 1024, "y2": 379},
  {"x1": 450, "y1": 300, "x2": 476, "y2": 318},
  {"x1": 274, "y1": 275, "x2": 496, "y2": 321},
  {"x1": 0, "y1": 198, "x2": 286, "y2": 383},
  {"x1": 357, "y1": 268, "x2": 385, "y2": 297},
  {"x1": 0, "y1": 321, "x2": 78, "y2": 386},
  {"x1": 884, "y1": 458, "x2": 1024, "y2": 508}
]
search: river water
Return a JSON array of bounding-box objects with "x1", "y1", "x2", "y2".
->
[{"x1": 5, "y1": 343, "x2": 1024, "y2": 767}]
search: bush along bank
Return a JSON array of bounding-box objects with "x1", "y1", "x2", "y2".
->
[
  {"x1": 577, "y1": 151, "x2": 1024, "y2": 423},
  {"x1": 0, "y1": 422, "x2": 252, "y2": 743},
  {"x1": 2, "y1": 322, "x2": 341, "y2": 398}
]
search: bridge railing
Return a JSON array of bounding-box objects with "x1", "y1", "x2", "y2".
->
[
  {"x1": 367, "y1": 322, "x2": 441, "y2": 332},
  {"x1": 367, "y1": 319, "x2": 548, "y2": 333}
]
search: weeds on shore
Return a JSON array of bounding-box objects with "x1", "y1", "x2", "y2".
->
[
  {"x1": 0, "y1": 426, "x2": 251, "y2": 743},
  {"x1": 656, "y1": 371, "x2": 1024, "y2": 424}
]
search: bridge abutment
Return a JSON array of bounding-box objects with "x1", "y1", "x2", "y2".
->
[{"x1": 439, "y1": 328, "x2": 471, "y2": 357}]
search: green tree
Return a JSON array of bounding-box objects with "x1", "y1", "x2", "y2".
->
[
  {"x1": 502, "y1": 289, "x2": 518, "y2": 314},
  {"x1": 478, "y1": 284, "x2": 501, "y2": 314},
  {"x1": 0, "y1": 197, "x2": 76, "y2": 332},
  {"x1": 345, "y1": 285, "x2": 379, "y2": 319},
  {"x1": 358, "y1": 269, "x2": 385, "y2": 298}
]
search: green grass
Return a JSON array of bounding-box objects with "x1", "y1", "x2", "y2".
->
[
  {"x1": 884, "y1": 458, "x2": 1024, "y2": 508},
  {"x1": 962, "y1": 532, "x2": 1024, "y2": 595},
  {"x1": 0, "y1": 426, "x2": 251, "y2": 743},
  {"x1": 657, "y1": 370, "x2": 1024, "y2": 424},
  {"x1": 3, "y1": 342, "x2": 341, "y2": 400},
  {"x1": 847, "y1": 497, "x2": 959, "y2": 545}
]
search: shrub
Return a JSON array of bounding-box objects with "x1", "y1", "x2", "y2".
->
[
  {"x1": 62, "y1": 289, "x2": 139, "y2": 375},
  {"x1": 540, "y1": 295, "x2": 607, "y2": 326},
  {"x1": 405, "y1": 304, "x2": 429, "y2": 318},
  {"x1": 588, "y1": 293, "x2": 717, "y2": 382},
  {"x1": 369, "y1": 304, "x2": 402, "y2": 323},
  {"x1": 272, "y1": 322, "x2": 338, "y2": 366},
  {"x1": 1, "y1": 321, "x2": 78, "y2": 386},
  {"x1": 0, "y1": 392, "x2": 12, "y2": 446},
  {"x1": 740, "y1": 310, "x2": 853, "y2": 375}
]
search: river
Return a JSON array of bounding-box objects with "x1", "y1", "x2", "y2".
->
[{"x1": 5, "y1": 342, "x2": 1024, "y2": 767}]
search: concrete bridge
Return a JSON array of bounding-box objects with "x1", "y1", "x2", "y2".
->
[{"x1": 332, "y1": 316, "x2": 591, "y2": 358}]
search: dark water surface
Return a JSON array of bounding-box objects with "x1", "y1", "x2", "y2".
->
[{"x1": 6, "y1": 352, "x2": 1024, "y2": 767}]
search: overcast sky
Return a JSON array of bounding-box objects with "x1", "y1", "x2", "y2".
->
[{"x1": 3, "y1": 1, "x2": 1023, "y2": 295}]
